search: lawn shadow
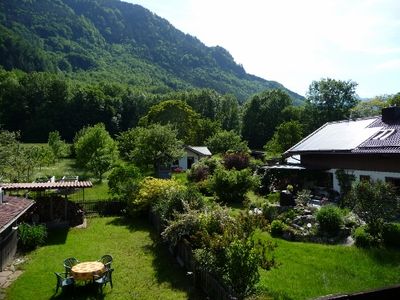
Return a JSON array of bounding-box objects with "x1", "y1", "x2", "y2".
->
[
  {"x1": 105, "y1": 216, "x2": 151, "y2": 233},
  {"x1": 46, "y1": 228, "x2": 69, "y2": 245},
  {"x1": 106, "y1": 216, "x2": 204, "y2": 299},
  {"x1": 48, "y1": 283, "x2": 108, "y2": 300},
  {"x1": 142, "y1": 241, "x2": 205, "y2": 299},
  {"x1": 362, "y1": 247, "x2": 400, "y2": 266}
]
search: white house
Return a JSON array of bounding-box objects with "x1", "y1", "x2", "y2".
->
[
  {"x1": 174, "y1": 146, "x2": 212, "y2": 170},
  {"x1": 284, "y1": 106, "x2": 400, "y2": 193}
]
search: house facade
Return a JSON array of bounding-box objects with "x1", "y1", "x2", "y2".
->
[
  {"x1": 284, "y1": 106, "x2": 400, "y2": 193},
  {"x1": 174, "y1": 146, "x2": 212, "y2": 170}
]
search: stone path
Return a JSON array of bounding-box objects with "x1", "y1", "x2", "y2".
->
[{"x1": 0, "y1": 257, "x2": 26, "y2": 299}]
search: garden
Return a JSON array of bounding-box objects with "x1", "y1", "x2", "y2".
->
[{"x1": 1, "y1": 122, "x2": 400, "y2": 300}]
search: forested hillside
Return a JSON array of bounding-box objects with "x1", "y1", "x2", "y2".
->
[{"x1": 0, "y1": 0, "x2": 302, "y2": 102}]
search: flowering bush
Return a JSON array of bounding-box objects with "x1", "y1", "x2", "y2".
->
[{"x1": 130, "y1": 177, "x2": 185, "y2": 214}]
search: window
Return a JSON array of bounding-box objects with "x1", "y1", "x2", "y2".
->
[
  {"x1": 385, "y1": 177, "x2": 400, "y2": 194},
  {"x1": 359, "y1": 175, "x2": 370, "y2": 182},
  {"x1": 372, "y1": 129, "x2": 396, "y2": 140}
]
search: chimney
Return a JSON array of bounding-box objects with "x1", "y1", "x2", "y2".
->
[{"x1": 382, "y1": 106, "x2": 400, "y2": 123}]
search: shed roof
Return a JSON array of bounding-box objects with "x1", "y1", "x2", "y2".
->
[
  {"x1": 186, "y1": 146, "x2": 212, "y2": 156},
  {"x1": 0, "y1": 196, "x2": 34, "y2": 233},
  {"x1": 0, "y1": 181, "x2": 93, "y2": 191}
]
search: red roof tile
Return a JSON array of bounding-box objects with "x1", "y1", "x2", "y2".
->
[
  {"x1": 0, "y1": 181, "x2": 93, "y2": 191},
  {"x1": 0, "y1": 196, "x2": 34, "y2": 233}
]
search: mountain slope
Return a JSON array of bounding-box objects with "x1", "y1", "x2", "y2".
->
[{"x1": 0, "y1": 0, "x2": 303, "y2": 103}]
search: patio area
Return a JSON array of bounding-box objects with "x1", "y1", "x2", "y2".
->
[{"x1": 4, "y1": 217, "x2": 202, "y2": 300}]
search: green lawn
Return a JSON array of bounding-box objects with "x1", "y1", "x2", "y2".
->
[
  {"x1": 255, "y1": 231, "x2": 400, "y2": 300},
  {"x1": 6, "y1": 217, "x2": 201, "y2": 300}
]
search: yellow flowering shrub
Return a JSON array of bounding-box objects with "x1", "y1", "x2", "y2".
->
[{"x1": 131, "y1": 177, "x2": 186, "y2": 213}]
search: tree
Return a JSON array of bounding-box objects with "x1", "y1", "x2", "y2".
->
[
  {"x1": 241, "y1": 89, "x2": 292, "y2": 149},
  {"x1": 264, "y1": 121, "x2": 304, "y2": 157},
  {"x1": 108, "y1": 164, "x2": 142, "y2": 202},
  {"x1": 139, "y1": 100, "x2": 201, "y2": 144},
  {"x1": 304, "y1": 78, "x2": 359, "y2": 130},
  {"x1": 128, "y1": 124, "x2": 184, "y2": 173},
  {"x1": 349, "y1": 180, "x2": 398, "y2": 236},
  {"x1": 205, "y1": 130, "x2": 249, "y2": 154},
  {"x1": 388, "y1": 92, "x2": 400, "y2": 106},
  {"x1": 48, "y1": 130, "x2": 69, "y2": 161},
  {"x1": 350, "y1": 96, "x2": 389, "y2": 118},
  {"x1": 74, "y1": 123, "x2": 118, "y2": 181}
]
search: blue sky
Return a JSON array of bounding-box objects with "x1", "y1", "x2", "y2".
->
[{"x1": 125, "y1": 0, "x2": 400, "y2": 98}]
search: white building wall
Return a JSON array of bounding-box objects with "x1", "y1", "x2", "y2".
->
[
  {"x1": 178, "y1": 156, "x2": 187, "y2": 170},
  {"x1": 328, "y1": 169, "x2": 400, "y2": 192}
]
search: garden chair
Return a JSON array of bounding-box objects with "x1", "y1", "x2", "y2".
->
[
  {"x1": 98, "y1": 254, "x2": 113, "y2": 270},
  {"x1": 63, "y1": 257, "x2": 79, "y2": 277},
  {"x1": 54, "y1": 272, "x2": 75, "y2": 294},
  {"x1": 94, "y1": 268, "x2": 114, "y2": 292}
]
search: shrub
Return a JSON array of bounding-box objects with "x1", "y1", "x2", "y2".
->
[
  {"x1": 130, "y1": 177, "x2": 185, "y2": 214},
  {"x1": 353, "y1": 226, "x2": 378, "y2": 248},
  {"x1": 223, "y1": 152, "x2": 250, "y2": 170},
  {"x1": 187, "y1": 163, "x2": 209, "y2": 182},
  {"x1": 382, "y1": 223, "x2": 400, "y2": 248},
  {"x1": 316, "y1": 205, "x2": 343, "y2": 235},
  {"x1": 270, "y1": 220, "x2": 285, "y2": 237},
  {"x1": 108, "y1": 164, "x2": 142, "y2": 202},
  {"x1": 266, "y1": 192, "x2": 280, "y2": 204},
  {"x1": 18, "y1": 223, "x2": 47, "y2": 252},
  {"x1": 348, "y1": 180, "x2": 398, "y2": 237},
  {"x1": 153, "y1": 189, "x2": 206, "y2": 221},
  {"x1": 296, "y1": 189, "x2": 312, "y2": 206},
  {"x1": 211, "y1": 168, "x2": 258, "y2": 203},
  {"x1": 262, "y1": 203, "x2": 279, "y2": 222},
  {"x1": 224, "y1": 239, "x2": 260, "y2": 298}
]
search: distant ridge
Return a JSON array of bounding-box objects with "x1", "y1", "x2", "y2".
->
[{"x1": 0, "y1": 0, "x2": 304, "y2": 103}]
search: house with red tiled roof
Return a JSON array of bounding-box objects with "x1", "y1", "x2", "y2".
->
[
  {"x1": 0, "y1": 193, "x2": 34, "y2": 270},
  {"x1": 284, "y1": 106, "x2": 400, "y2": 192}
]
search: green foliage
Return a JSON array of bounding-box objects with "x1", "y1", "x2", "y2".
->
[
  {"x1": 296, "y1": 189, "x2": 312, "y2": 206},
  {"x1": 382, "y1": 223, "x2": 400, "y2": 248},
  {"x1": 74, "y1": 123, "x2": 118, "y2": 181},
  {"x1": 139, "y1": 100, "x2": 201, "y2": 144},
  {"x1": 18, "y1": 223, "x2": 47, "y2": 252},
  {"x1": 153, "y1": 189, "x2": 206, "y2": 222},
  {"x1": 350, "y1": 96, "x2": 389, "y2": 118},
  {"x1": 224, "y1": 239, "x2": 261, "y2": 298},
  {"x1": 316, "y1": 205, "x2": 343, "y2": 235},
  {"x1": 205, "y1": 130, "x2": 249, "y2": 154},
  {"x1": 223, "y1": 152, "x2": 250, "y2": 170},
  {"x1": 335, "y1": 169, "x2": 356, "y2": 200},
  {"x1": 304, "y1": 78, "x2": 359, "y2": 131},
  {"x1": 242, "y1": 89, "x2": 292, "y2": 148},
  {"x1": 125, "y1": 124, "x2": 184, "y2": 172},
  {"x1": 107, "y1": 164, "x2": 142, "y2": 202},
  {"x1": 48, "y1": 130, "x2": 69, "y2": 160},
  {"x1": 353, "y1": 226, "x2": 378, "y2": 248},
  {"x1": 211, "y1": 168, "x2": 258, "y2": 203},
  {"x1": 0, "y1": 0, "x2": 303, "y2": 103},
  {"x1": 388, "y1": 92, "x2": 400, "y2": 106},
  {"x1": 270, "y1": 220, "x2": 285, "y2": 237},
  {"x1": 131, "y1": 177, "x2": 185, "y2": 213},
  {"x1": 187, "y1": 161, "x2": 210, "y2": 182},
  {"x1": 348, "y1": 180, "x2": 398, "y2": 236},
  {"x1": 264, "y1": 120, "x2": 304, "y2": 157}
]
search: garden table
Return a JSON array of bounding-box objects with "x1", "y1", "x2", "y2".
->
[{"x1": 71, "y1": 261, "x2": 106, "y2": 281}]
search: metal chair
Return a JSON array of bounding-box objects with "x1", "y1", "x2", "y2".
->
[
  {"x1": 63, "y1": 257, "x2": 79, "y2": 277},
  {"x1": 54, "y1": 272, "x2": 75, "y2": 293},
  {"x1": 98, "y1": 254, "x2": 113, "y2": 270},
  {"x1": 94, "y1": 268, "x2": 114, "y2": 292}
]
